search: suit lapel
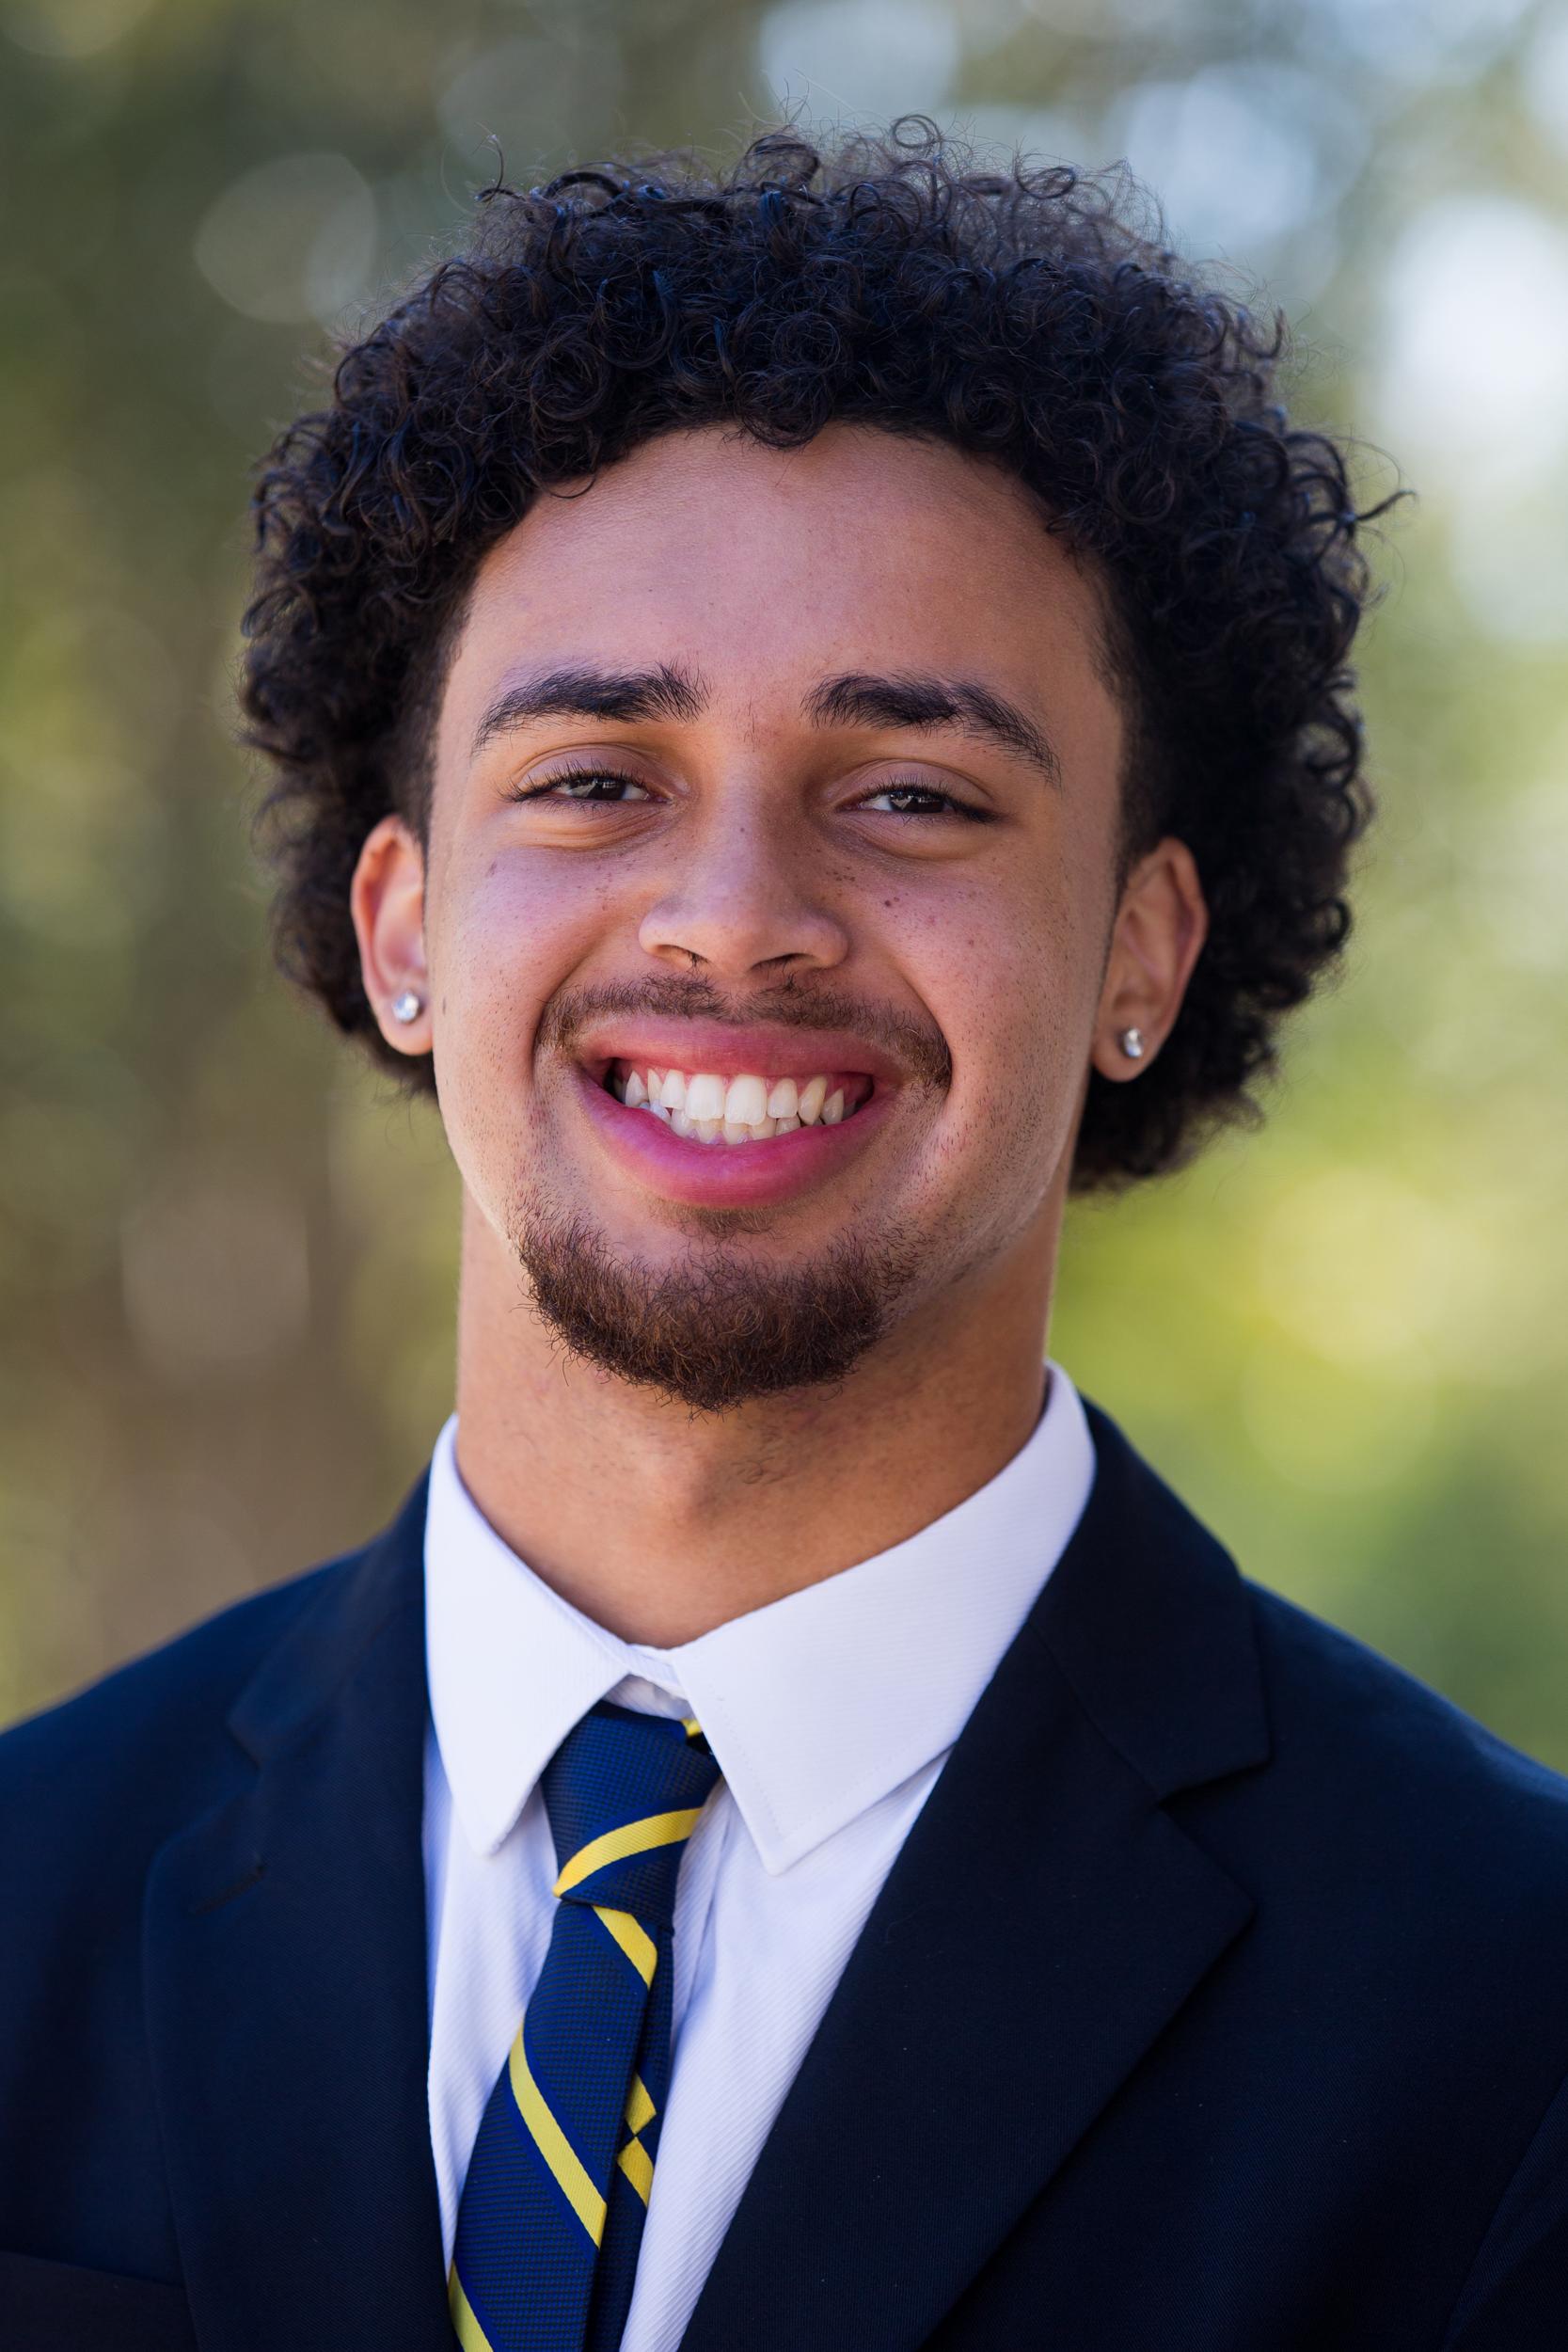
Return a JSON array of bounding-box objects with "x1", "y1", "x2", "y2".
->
[
  {"x1": 145, "y1": 1476, "x2": 451, "y2": 2352},
  {"x1": 682, "y1": 1406, "x2": 1270, "y2": 2352}
]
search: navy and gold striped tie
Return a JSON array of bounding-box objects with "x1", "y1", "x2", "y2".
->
[{"x1": 449, "y1": 1700, "x2": 721, "y2": 2352}]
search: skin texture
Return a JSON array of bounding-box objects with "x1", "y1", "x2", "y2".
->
[{"x1": 350, "y1": 423, "x2": 1207, "y2": 1644}]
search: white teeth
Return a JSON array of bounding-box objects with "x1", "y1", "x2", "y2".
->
[
  {"x1": 723, "y1": 1073, "x2": 768, "y2": 1126},
  {"x1": 685, "y1": 1072, "x2": 726, "y2": 1121},
  {"x1": 614, "y1": 1063, "x2": 863, "y2": 1145}
]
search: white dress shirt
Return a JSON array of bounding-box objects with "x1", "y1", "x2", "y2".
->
[{"x1": 422, "y1": 1362, "x2": 1096, "y2": 2352}]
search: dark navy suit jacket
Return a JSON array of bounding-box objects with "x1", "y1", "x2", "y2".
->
[{"x1": 4, "y1": 1402, "x2": 1568, "y2": 2350}]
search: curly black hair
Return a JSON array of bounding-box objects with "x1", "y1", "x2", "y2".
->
[{"x1": 241, "y1": 119, "x2": 1391, "y2": 1189}]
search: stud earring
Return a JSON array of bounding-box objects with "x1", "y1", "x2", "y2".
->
[
  {"x1": 391, "y1": 990, "x2": 423, "y2": 1025},
  {"x1": 1118, "y1": 1025, "x2": 1146, "y2": 1061}
]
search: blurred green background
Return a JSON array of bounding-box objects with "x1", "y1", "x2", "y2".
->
[{"x1": 3, "y1": 0, "x2": 1566, "y2": 1760}]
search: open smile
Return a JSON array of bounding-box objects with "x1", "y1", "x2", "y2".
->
[{"x1": 570, "y1": 1022, "x2": 897, "y2": 1209}]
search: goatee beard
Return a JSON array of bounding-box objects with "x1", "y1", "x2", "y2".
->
[{"x1": 511, "y1": 1201, "x2": 919, "y2": 1412}]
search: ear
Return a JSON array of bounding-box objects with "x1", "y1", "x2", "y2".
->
[
  {"x1": 1090, "y1": 834, "x2": 1209, "y2": 1083},
  {"x1": 349, "y1": 814, "x2": 431, "y2": 1055}
]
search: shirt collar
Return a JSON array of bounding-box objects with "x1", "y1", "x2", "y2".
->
[{"x1": 425, "y1": 1363, "x2": 1096, "y2": 1876}]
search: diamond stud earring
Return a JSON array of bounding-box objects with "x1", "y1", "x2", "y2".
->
[
  {"x1": 1118, "y1": 1025, "x2": 1146, "y2": 1061},
  {"x1": 391, "y1": 990, "x2": 424, "y2": 1025}
]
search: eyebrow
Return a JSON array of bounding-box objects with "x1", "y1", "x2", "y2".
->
[
  {"x1": 469, "y1": 661, "x2": 706, "y2": 759},
  {"x1": 804, "y1": 671, "x2": 1062, "y2": 788},
  {"x1": 469, "y1": 659, "x2": 1062, "y2": 787}
]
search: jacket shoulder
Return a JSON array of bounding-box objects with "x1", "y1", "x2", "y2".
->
[
  {"x1": 0, "y1": 1552, "x2": 346, "y2": 1887},
  {"x1": 1243, "y1": 1575, "x2": 1568, "y2": 1886},
  {"x1": 1252, "y1": 1577, "x2": 1568, "y2": 1790}
]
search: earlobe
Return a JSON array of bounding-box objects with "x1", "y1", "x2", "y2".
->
[
  {"x1": 1091, "y1": 835, "x2": 1208, "y2": 1084},
  {"x1": 1091, "y1": 1021, "x2": 1152, "y2": 1084},
  {"x1": 349, "y1": 814, "x2": 432, "y2": 1053}
]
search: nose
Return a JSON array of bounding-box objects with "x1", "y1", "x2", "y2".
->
[{"x1": 638, "y1": 803, "x2": 849, "y2": 981}]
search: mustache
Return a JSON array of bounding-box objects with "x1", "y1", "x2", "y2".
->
[{"x1": 538, "y1": 973, "x2": 953, "y2": 1091}]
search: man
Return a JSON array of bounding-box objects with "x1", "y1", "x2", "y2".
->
[{"x1": 3, "y1": 125, "x2": 1566, "y2": 2352}]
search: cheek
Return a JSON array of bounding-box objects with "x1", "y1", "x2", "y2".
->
[
  {"x1": 437, "y1": 850, "x2": 613, "y2": 1059},
  {"x1": 918, "y1": 865, "x2": 1091, "y2": 1126},
  {"x1": 428, "y1": 851, "x2": 621, "y2": 1193},
  {"x1": 891, "y1": 862, "x2": 1097, "y2": 1250}
]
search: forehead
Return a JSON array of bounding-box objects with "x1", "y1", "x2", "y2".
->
[{"x1": 436, "y1": 421, "x2": 1115, "y2": 755}]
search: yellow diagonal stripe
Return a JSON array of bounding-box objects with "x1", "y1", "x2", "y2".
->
[
  {"x1": 555, "y1": 1808, "x2": 703, "y2": 1897},
  {"x1": 449, "y1": 2267, "x2": 496, "y2": 2352},
  {"x1": 618, "y1": 2137, "x2": 655, "y2": 2205},
  {"x1": 508, "y1": 2027, "x2": 607, "y2": 2245},
  {"x1": 594, "y1": 1904, "x2": 657, "y2": 1987},
  {"x1": 625, "y1": 2073, "x2": 657, "y2": 2135},
  {"x1": 681, "y1": 1715, "x2": 703, "y2": 1740}
]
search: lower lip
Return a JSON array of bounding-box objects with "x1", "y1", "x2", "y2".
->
[{"x1": 574, "y1": 1068, "x2": 891, "y2": 1208}]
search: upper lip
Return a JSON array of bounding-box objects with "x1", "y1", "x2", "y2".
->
[{"x1": 570, "y1": 1018, "x2": 908, "y2": 1088}]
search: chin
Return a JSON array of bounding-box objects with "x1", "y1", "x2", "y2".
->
[{"x1": 508, "y1": 1197, "x2": 923, "y2": 1413}]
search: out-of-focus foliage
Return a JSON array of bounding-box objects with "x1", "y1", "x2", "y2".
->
[{"x1": 2, "y1": 0, "x2": 1565, "y2": 1760}]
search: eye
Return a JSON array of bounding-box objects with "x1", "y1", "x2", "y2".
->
[
  {"x1": 513, "y1": 764, "x2": 654, "y2": 804},
  {"x1": 856, "y1": 778, "x2": 993, "y2": 822}
]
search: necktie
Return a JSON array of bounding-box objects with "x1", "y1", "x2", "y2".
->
[{"x1": 449, "y1": 1700, "x2": 722, "y2": 2352}]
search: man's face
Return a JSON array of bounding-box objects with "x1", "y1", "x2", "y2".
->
[{"x1": 374, "y1": 423, "x2": 1141, "y2": 1407}]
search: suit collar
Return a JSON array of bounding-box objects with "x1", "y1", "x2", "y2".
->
[
  {"x1": 1031, "y1": 1400, "x2": 1271, "y2": 1798},
  {"x1": 681, "y1": 1400, "x2": 1270, "y2": 2352},
  {"x1": 146, "y1": 1472, "x2": 451, "y2": 2352}
]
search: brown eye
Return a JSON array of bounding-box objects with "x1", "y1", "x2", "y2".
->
[
  {"x1": 858, "y1": 781, "x2": 992, "y2": 821},
  {"x1": 875, "y1": 786, "x2": 950, "y2": 815},
  {"x1": 554, "y1": 771, "x2": 651, "y2": 801},
  {"x1": 515, "y1": 767, "x2": 654, "y2": 803}
]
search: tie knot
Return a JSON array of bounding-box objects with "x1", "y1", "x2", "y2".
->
[{"x1": 541, "y1": 1699, "x2": 721, "y2": 1929}]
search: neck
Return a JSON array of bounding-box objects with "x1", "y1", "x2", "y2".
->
[{"x1": 450, "y1": 1198, "x2": 1062, "y2": 1646}]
